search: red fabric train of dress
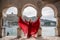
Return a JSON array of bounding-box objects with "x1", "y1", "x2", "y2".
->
[{"x1": 18, "y1": 17, "x2": 40, "y2": 38}]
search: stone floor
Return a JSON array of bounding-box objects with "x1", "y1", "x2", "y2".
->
[{"x1": 1, "y1": 36, "x2": 60, "y2": 40}]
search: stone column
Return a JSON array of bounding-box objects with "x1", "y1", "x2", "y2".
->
[
  {"x1": 37, "y1": 10, "x2": 42, "y2": 37},
  {"x1": 37, "y1": 1, "x2": 43, "y2": 37},
  {"x1": 17, "y1": 8, "x2": 22, "y2": 38},
  {"x1": 37, "y1": 6, "x2": 42, "y2": 37},
  {"x1": 57, "y1": 17, "x2": 60, "y2": 36},
  {"x1": 0, "y1": 13, "x2": 2, "y2": 38}
]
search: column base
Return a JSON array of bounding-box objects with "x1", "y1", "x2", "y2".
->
[
  {"x1": 56, "y1": 27, "x2": 60, "y2": 37},
  {"x1": 17, "y1": 28, "x2": 21, "y2": 38},
  {"x1": 0, "y1": 28, "x2": 2, "y2": 38},
  {"x1": 37, "y1": 28, "x2": 42, "y2": 37}
]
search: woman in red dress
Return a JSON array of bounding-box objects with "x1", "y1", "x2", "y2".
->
[{"x1": 18, "y1": 16, "x2": 40, "y2": 38}]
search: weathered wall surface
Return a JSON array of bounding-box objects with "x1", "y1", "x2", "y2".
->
[{"x1": 0, "y1": 0, "x2": 60, "y2": 37}]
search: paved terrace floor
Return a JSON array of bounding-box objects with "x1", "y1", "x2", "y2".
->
[{"x1": 0, "y1": 36, "x2": 60, "y2": 40}]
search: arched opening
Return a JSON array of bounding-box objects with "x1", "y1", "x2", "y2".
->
[
  {"x1": 21, "y1": 6, "x2": 37, "y2": 37},
  {"x1": 2, "y1": 7, "x2": 18, "y2": 37},
  {"x1": 22, "y1": 6, "x2": 37, "y2": 21},
  {"x1": 41, "y1": 6, "x2": 57, "y2": 36}
]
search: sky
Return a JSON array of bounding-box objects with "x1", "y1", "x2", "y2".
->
[
  {"x1": 4, "y1": 6, "x2": 56, "y2": 21},
  {"x1": 22, "y1": 6, "x2": 37, "y2": 17}
]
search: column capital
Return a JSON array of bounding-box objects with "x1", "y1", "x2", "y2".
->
[
  {"x1": 57, "y1": 15, "x2": 60, "y2": 18},
  {"x1": 0, "y1": 13, "x2": 2, "y2": 18}
]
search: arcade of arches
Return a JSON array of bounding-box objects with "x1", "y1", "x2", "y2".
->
[{"x1": 0, "y1": 0, "x2": 60, "y2": 38}]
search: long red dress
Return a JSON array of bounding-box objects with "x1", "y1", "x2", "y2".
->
[{"x1": 18, "y1": 17, "x2": 40, "y2": 38}]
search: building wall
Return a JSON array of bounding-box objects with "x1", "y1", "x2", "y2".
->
[{"x1": 0, "y1": 0, "x2": 60, "y2": 37}]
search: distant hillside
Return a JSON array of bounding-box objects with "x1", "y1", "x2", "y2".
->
[
  {"x1": 23, "y1": 16, "x2": 56, "y2": 26},
  {"x1": 3, "y1": 15, "x2": 56, "y2": 27},
  {"x1": 40, "y1": 19, "x2": 56, "y2": 26}
]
